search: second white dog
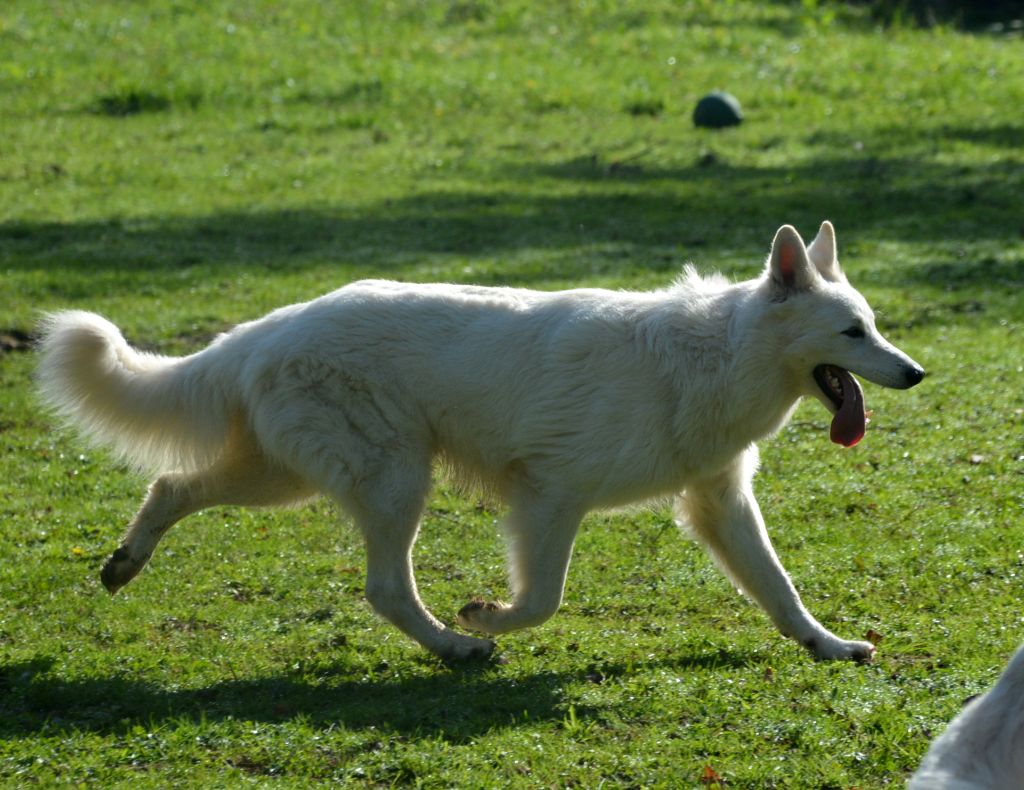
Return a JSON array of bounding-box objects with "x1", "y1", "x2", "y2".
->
[
  {"x1": 910, "y1": 643, "x2": 1024, "y2": 789},
  {"x1": 37, "y1": 222, "x2": 924, "y2": 661}
]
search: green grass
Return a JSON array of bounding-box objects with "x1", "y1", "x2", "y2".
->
[{"x1": 2, "y1": 1, "x2": 1024, "y2": 786}]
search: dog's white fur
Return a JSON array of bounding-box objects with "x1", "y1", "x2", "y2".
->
[
  {"x1": 36, "y1": 222, "x2": 923, "y2": 661},
  {"x1": 910, "y1": 643, "x2": 1024, "y2": 789}
]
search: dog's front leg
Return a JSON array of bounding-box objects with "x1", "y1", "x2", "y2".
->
[{"x1": 679, "y1": 459, "x2": 874, "y2": 662}]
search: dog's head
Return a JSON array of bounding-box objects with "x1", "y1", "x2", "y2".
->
[{"x1": 764, "y1": 222, "x2": 925, "y2": 447}]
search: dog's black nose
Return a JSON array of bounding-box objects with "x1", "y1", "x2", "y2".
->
[{"x1": 905, "y1": 365, "x2": 925, "y2": 387}]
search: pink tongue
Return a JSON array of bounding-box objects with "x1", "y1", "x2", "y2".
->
[{"x1": 829, "y1": 369, "x2": 866, "y2": 447}]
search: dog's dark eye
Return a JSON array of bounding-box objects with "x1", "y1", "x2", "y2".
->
[{"x1": 841, "y1": 326, "x2": 865, "y2": 339}]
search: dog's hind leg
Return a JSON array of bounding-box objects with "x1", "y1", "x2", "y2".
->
[
  {"x1": 679, "y1": 453, "x2": 875, "y2": 662},
  {"x1": 457, "y1": 494, "x2": 584, "y2": 636},
  {"x1": 346, "y1": 461, "x2": 496, "y2": 662},
  {"x1": 101, "y1": 421, "x2": 312, "y2": 594}
]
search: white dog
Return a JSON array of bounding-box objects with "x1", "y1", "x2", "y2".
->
[
  {"x1": 910, "y1": 643, "x2": 1024, "y2": 789},
  {"x1": 37, "y1": 222, "x2": 924, "y2": 661}
]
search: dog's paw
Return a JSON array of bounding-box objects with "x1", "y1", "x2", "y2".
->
[
  {"x1": 435, "y1": 632, "x2": 496, "y2": 663},
  {"x1": 99, "y1": 546, "x2": 145, "y2": 595},
  {"x1": 803, "y1": 635, "x2": 875, "y2": 663},
  {"x1": 456, "y1": 599, "x2": 509, "y2": 634}
]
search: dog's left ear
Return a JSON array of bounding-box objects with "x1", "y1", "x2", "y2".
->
[
  {"x1": 767, "y1": 225, "x2": 818, "y2": 300},
  {"x1": 806, "y1": 220, "x2": 846, "y2": 283}
]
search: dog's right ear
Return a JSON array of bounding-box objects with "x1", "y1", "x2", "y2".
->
[
  {"x1": 806, "y1": 220, "x2": 846, "y2": 283},
  {"x1": 767, "y1": 225, "x2": 817, "y2": 300}
]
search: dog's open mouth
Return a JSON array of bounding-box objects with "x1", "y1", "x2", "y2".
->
[{"x1": 813, "y1": 364, "x2": 866, "y2": 448}]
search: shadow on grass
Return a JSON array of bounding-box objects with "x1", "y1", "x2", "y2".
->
[
  {"x1": 0, "y1": 647, "x2": 757, "y2": 739},
  {"x1": 2, "y1": 152, "x2": 1020, "y2": 288},
  {"x1": 513, "y1": 154, "x2": 1023, "y2": 254}
]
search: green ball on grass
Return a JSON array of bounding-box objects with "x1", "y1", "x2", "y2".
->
[{"x1": 693, "y1": 91, "x2": 743, "y2": 128}]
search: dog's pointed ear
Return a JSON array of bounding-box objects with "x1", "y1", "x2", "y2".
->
[
  {"x1": 807, "y1": 220, "x2": 845, "y2": 283},
  {"x1": 767, "y1": 225, "x2": 817, "y2": 299}
]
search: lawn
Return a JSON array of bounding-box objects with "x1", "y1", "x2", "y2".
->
[{"x1": 2, "y1": 1, "x2": 1023, "y2": 786}]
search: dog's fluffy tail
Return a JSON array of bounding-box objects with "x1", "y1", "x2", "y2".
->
[{"x1": 35, "y1": 311, "x2": 231, "y2": 473}]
